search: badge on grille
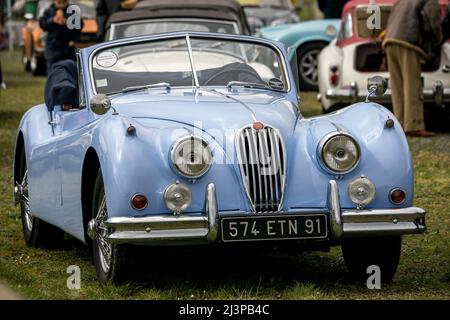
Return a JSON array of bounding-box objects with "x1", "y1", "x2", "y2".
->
[{"x1": 253, "y1": 122, "x2": 264, "y2": 130}]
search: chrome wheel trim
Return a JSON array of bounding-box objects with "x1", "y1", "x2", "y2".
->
[
  {"x1": 299, "y1": 49, "x2": 321, "y2": 87},
  {"x1": 96, "y1": 194, "x2": 112, "y2": 274},
  {"x1": 20, "y1": 170, "x2": 33, "y2": 232}
]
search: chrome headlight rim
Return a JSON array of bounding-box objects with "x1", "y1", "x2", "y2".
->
[
  {"x1": 170, "y1": 135, "x2": 212, "y2": 179},
  {"x1": 318, "y1": 131, "x2": 361, "y2": 174}
]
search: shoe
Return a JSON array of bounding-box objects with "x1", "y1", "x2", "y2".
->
[
  {"x1": 405, "y1": 130, "x2": 435, "y2": 137},
  {"x1": 0, "y1": 82, "x2": 6, "y2": 89}
]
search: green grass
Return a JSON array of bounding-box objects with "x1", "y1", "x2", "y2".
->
[{"x1": 0, "y1": 51, "x2": 449, "y2": 300}]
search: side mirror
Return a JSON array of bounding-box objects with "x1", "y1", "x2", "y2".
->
[
  {"x1": 367, "y1": 76, "x2": 387, "y2": 98},
  {"x1": 90, "y1": 94, "x2": 111, "y2": 115}
]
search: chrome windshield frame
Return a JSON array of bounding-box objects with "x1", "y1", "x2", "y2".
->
[{"x1": 88, "y1": 32, "x2": 291, "y2": 96}]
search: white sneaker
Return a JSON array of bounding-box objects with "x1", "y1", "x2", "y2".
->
[{"x1": 0, "y1": 82, "x2": 6, "y2": 89}]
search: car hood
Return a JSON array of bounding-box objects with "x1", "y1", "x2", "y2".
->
[{"x1": 110, "y1": 88, "x2": 298, "y2": 140}]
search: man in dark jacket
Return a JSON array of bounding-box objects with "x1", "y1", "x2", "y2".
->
[
  {"x1": 39, "y1": 0, "x2": 83, "y2": 71},
  {"x1": 383, "y1": 0, "x2": 442, "y2": 137}
]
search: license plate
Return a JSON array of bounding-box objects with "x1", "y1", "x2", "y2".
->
[{"x1": 221, "y1": 214, "x2": 328, "y2": 242}]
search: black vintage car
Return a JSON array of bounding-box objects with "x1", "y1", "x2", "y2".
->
[{"x1": 105, "y1": 0, "x2": 251, "y2": 40}]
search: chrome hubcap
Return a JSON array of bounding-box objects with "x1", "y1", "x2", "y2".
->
[
  {"x1": 300, "y1": 49, "x2": 321, "y2": 87},
  {"x1": 18, "y1": 170, "x2": 33, "y2": 231},
  {"x1": 95, "y1": 195, "x2": 112, "y2": 274}
]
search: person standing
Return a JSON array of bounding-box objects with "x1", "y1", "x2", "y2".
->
[
  {"x1": 95, "y1": 0, "x2": 137, "y2": 41},
  {"x1": 39, "y1": 0, "x2": 83, "y2": 71},
  {"x1": 383, "y1": 0, "x2": 442, "y2": 137},
  {"x1": 317, "y1": 0, "x2": 348, "y2": 19}
]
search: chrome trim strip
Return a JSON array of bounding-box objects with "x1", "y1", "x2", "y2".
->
[
  {"x1": 327, "y1": 180, "x2": 343, "y2": 238},
  {"x1": 206, "y1": 183, "x2": 219, "y2": 242},
  {"x1": 245, "y1": 129, "x2": 258, "y2": 210},
  {"x1": 342, "y1": 207, "x2": 425, "y2": 223},
  {"x1": 186, "y1": 34, "x2": 199, "y2": 88},
  {"x1": 268, "y1": 128, "x2": 279, "y2": 206},
  {"x1": 259, "y1": 129, "x2": 269, "y2": 210}
]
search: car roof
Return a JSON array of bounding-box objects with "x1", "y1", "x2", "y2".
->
[
  {"x1": 106, "y1": 0, "x2": 250, "y2": 34},
  {"x1": 135, "y1": 0, "x2": 243, "y2": 12}
]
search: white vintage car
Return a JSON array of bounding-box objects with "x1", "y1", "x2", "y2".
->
[{"x1": 317, "y1": 0, "x2": 450, "y2": 127}]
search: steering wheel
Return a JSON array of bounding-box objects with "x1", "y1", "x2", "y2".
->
[{"x1": 202, "y1": 66, "x2": 264, "y2": 86}]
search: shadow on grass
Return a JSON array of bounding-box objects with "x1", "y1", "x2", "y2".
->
[{"x1": 106, "y1": 245, "x2": 351, "y2": 291}]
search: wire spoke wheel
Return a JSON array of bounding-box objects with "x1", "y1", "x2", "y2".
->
[
  {"x1": 95, "y1": 194, "x2": 112, "y2": 274},
  {"x1": 20, "y1": 169, "x2": 33, "y2": 232}
]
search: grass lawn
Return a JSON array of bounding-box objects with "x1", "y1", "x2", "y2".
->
[{"x1": 0, "y1": 51, "x2": 449, "y2": 300}]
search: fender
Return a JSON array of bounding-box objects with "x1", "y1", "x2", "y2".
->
[{"x1": 284, "y1": 102, "x2": 413, "y2": 210}]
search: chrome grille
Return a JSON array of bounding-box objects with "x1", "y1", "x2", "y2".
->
[{"x1": 236, "y1": 125, "x2": 286, "y2": 212}]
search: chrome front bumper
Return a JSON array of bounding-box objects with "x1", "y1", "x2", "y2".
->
[
  {"x1": 323, "y1": 81, "x2": 450, "y2": 108},
  {"x1": 102, "y1": 181, "x2": 426, "y2": 245}
]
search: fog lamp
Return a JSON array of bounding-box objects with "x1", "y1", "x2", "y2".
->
[
  {"x1": 163, "y1": 181, "x2": 192, "y2": 214},
  {"x1": 348, "y1": 176, "x2": 376, "y2": 208}
]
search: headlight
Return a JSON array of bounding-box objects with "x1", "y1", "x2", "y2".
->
[
  {"x1": 348, "y1": 176, "x2": 376, "y2": 208},
  {"x1": 164, "y1": 182, "x2": 192, "y2": 213},
  {"x1": 171, "y1": 136, "x2": 212, "y2": 178},
  {"x1": 320, "y1": 133, "x2": 360, "y2": 173}
]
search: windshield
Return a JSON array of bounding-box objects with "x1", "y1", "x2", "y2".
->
[
  {"x1": 238, "y1": 0, "x2": 293, "y2": 9},
  {"x1": 91, "y1": 36, "x2": 288, "y2": 94},
  {"x1": 110, "y1": 19, "x2": 239, "y2": 40}
]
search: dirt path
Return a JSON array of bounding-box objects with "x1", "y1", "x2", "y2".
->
[{"x1": 0, "y1": 282, "x2": 21, "y2": 300}]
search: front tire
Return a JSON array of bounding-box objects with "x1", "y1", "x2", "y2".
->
[
  {"x1": 18, "y1": 148, "x2": 64, "y2": 248},
  {"x1": 342, "y1": 236, "x2": 402, "y2": 283},
  {"x1": 91, "y1": 170, "x2": 131, "y2": 285}
]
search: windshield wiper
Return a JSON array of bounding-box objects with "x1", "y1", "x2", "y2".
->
[
  {"x1": 121, "y1": 82, "x2": 171, "y2": 94},
  {"x1": 226, "y1": 81, "x2": 269, "y2": 90}
]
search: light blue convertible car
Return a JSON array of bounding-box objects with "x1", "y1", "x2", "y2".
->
[
  {"x1": 13, "y1": 32, "x2": 425, "y2": 284},
  {"x1": 260, "y1": 19, "x2": 340, "y2": 91}
]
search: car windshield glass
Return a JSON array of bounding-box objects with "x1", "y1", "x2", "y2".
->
[
  {"x1": 239, "y1": 0, "x2": 293, "y2": 9},
  {"x1": 91, "y1": 36, "x2": 287, "y2": 94},
  {"x1": 111, "y1": 19, "x2": 239, "y2": 40}
]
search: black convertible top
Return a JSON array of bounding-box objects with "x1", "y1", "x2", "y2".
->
[{"x1": 106, "y1": 0, "x2": 250, "y2": 35}]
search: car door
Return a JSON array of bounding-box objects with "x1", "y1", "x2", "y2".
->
[{"x1": 52, "y1": 56, "x2": 94, "y2": 240}]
